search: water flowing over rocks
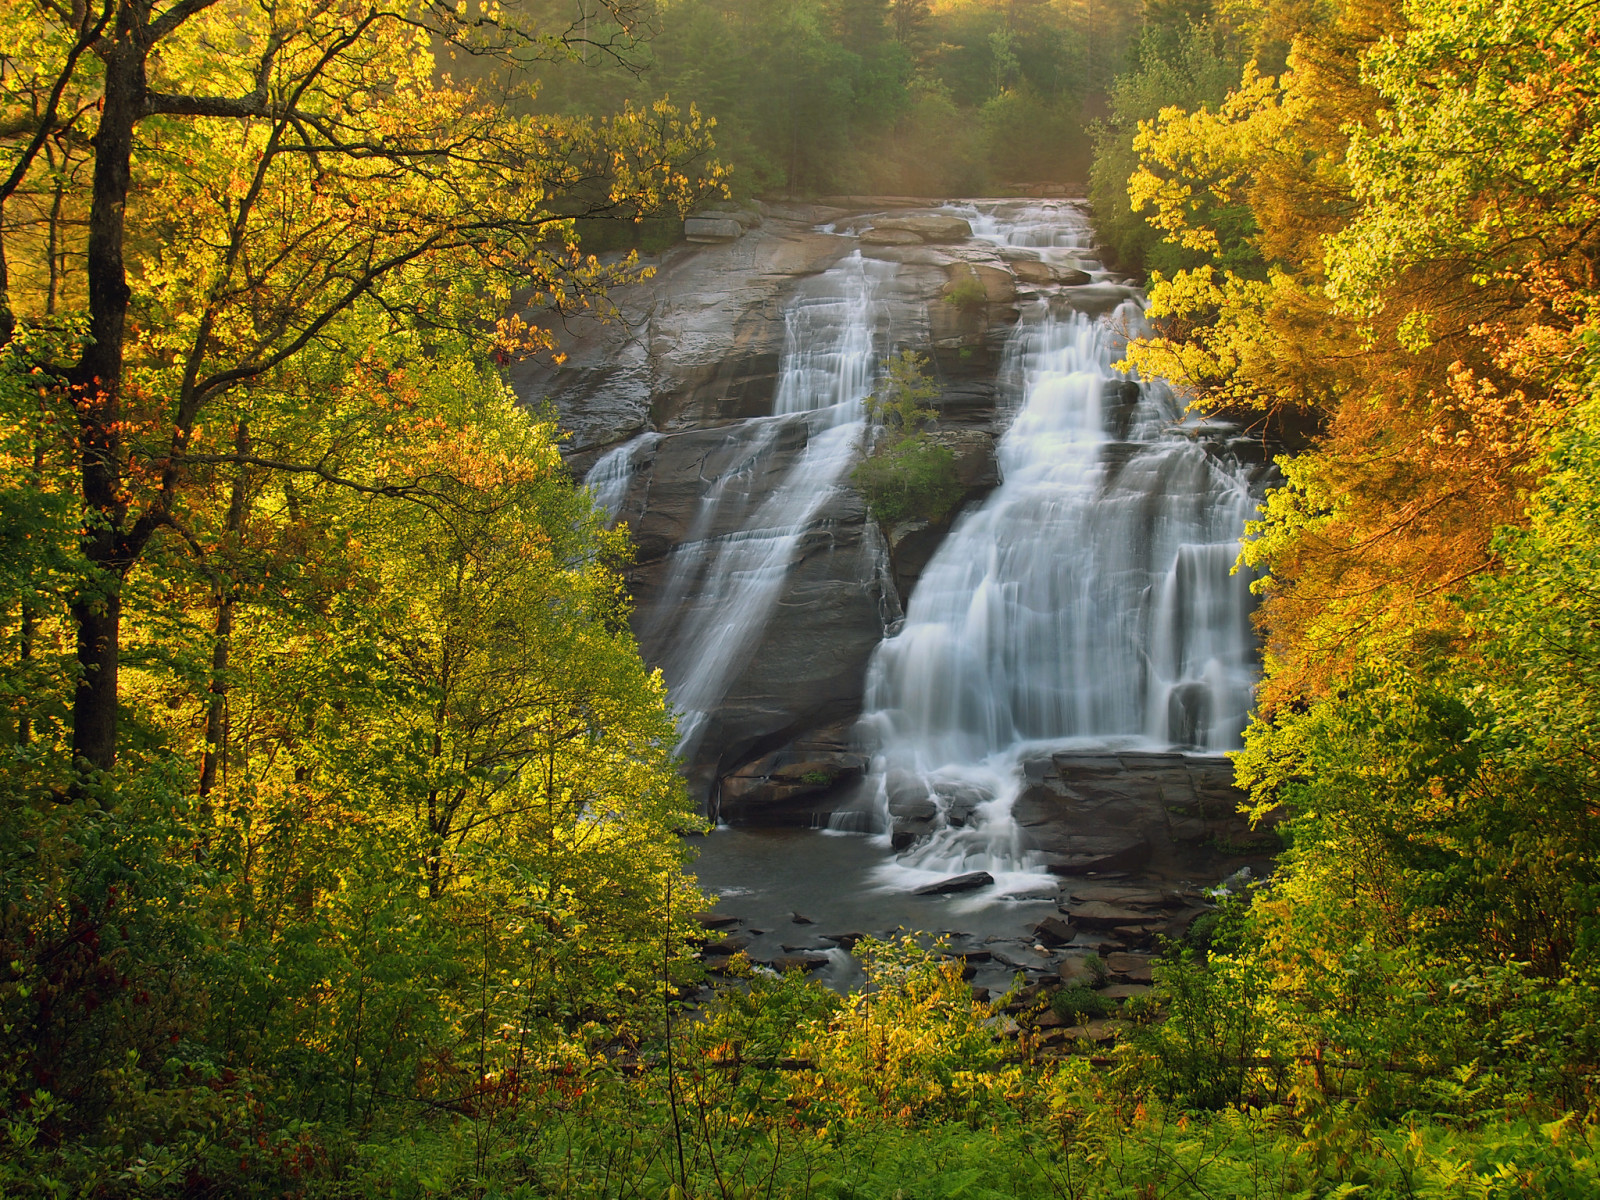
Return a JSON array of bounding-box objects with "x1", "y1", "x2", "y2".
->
[{"x1": 524, "y1": 199, "x2": 1278, "y2": 985}]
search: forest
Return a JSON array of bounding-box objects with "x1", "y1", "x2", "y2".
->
[{"x1": 1, "y1": 0, "x2": 1598, "y2": 1196}]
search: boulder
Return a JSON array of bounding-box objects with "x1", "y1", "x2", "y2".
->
[
  {"x1": 1032, "y1": 916, "x2": 1077, "y2": 947},
  {"x1": 943, "y1": 262, "x2": 1015, "y2": 306},
  {"x1": 1008, "y1": 258, "x2": 1058, "y2": 286},
  {"x1": 684, "y1": 216, "x2": 744, "y2": 243},
  {"x1": 1097, "y1": 984, "x2": 1151, "y2": 1001},
  {"x1": 859, "y1": 228, "x2": 924, "y2": 246},
  {"x1": 692, "y1": 208, "x2": 761, "y2": 230},
  {"x1": 1057, "y1": 957, "x2": 1098, "y2": 987},
  {"x1": 913, "y1": 871, "x2": 995, "y2": 896},
  {"x1": 871, "y1": 214, "x2": 974, "y2": 243},
  {"x1": 1063, "y1": 901, "x2": 1160, "y2": 929},
  {"x1": 1104, "y1": 953, "x2": 1155, "y2": 984}
]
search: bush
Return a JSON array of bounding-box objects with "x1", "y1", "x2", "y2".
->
[
  {"x1": 854, "y1": 437, "x2": 964, "y2": 526},
  {"x1": 1051, "y1": 985, "x2": 1109, "y2": 1024}
]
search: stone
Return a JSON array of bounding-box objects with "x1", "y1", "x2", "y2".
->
[
  {"x1": 859, "y1": 228, "x2": 924, "y2": 246},
  {"x1": 1097, "y1": 984, "x2": 1151, "y2": 1001},
  {"x1": 942, "y1": 262, "x2": 1015, "y2": 306},
  {"x1": 913, "y1": 871, "x2": 995, "y2": 896},
  {"x1": 1062, "y1": 1020, "x2": 1117, "y2": 1043},
  {"x1": 1057, "y1": 958, "x2": 1097, "y2": 987},
  {"x1": 1056, "y1": 268, "x2": 1093, "y2": 286},
  {"x1": 1104, "y1": 953, "x2": 1155, "y2": 983},
  {"x1": 684, "y1": 216, "x2": 744, "y2": 242},
  {"x1": 792, "y1": 911, "x2": 815, "y2": 924},
  {"x1": 1066, "y1": 887, "x2": 1173, "y2": 907},
  {"x1": 702, "y1": 935, "x2": 750, "y2": 956},
  {"x1": 822, "y1": 931, "x2": 865, "y2": 950},
  {"x1": 925, "y1": 428, "x2": 999, "y2": 492},
  {"x1": 1032, "y1": 916, "x2": 1078, "y2": 947},
  {"x1": 944, "y1": 947, "x2": 993, "y2": 963},
  {"x1": 1008, "y1": 258, "x2": 1056, "y2": 286},
  {"x1": 692, "y1": 208, "x2": 760, "y2": 230},
  {"x1": 694, "y1": 912, "x2": 741, "y2": 929},
  {"x1": 1064, "y1": 901, "x2": 1160, "y2": 929},
  {"x1": 870, "y1": 214, "x2": 974, "y2": 243}
]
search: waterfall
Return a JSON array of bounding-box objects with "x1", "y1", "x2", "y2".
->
[
  {"x1": 586, "y1": 431, "x2": 661, "y2": 524},
  {"x1": 643, "y1": 253, "x2": 901, "y2": 755},
  {"x1": 857, "y1": 202, "x2": 1262, "y2": 889}
]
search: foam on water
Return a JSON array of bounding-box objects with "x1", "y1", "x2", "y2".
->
[{"x1": 854, "y1": 203, "x2": 1263, "y2": 890}]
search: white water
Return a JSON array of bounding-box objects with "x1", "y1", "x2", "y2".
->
[
  {"x1": 858, "y1": 202, "x2": 1262, "y2": 891},
  {"x1": 586, "y1": 431, "x2": 662, "y2": 524},
  {"x1": 644, "y1": 253, "x2": 900, "y2": 755}
]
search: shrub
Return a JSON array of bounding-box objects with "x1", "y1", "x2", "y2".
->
[{"x1": 854, "y1": 436, "x2": 964, "y2": 526}]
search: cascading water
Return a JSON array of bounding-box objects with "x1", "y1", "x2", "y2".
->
[
  {"x1": 586, "y1": 431, "x2": 662, "y2": 524},
  {"x1": 641, "y1": 252, "x2": 902, "y2": 755},
  {"x1": 857, "y1": 202, "x2": 1263, "y2": 891}
]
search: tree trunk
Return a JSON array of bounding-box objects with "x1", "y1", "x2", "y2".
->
[
  {"x1": 70, "y1": 31, "x2": 145, "y2": 775},
  {"x1": 199, "y1": 423, "x2": 250, "y2": 801}
]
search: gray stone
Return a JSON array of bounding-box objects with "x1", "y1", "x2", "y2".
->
[
  {"x1": 870, "y1": 214, "x2": 974, "y2": 243},
  {"x1": 859, "y1": 228, "x2": 924, "y2": 246},
  {"x1": 684, "y1": 216, "x2": 744, "y2": 242},
  {"x1": 913, "y1": 871, "x2": 995, "y2": 896},
  {"x1": 1032, "y1": 916, "x2": 1077, "y2": 947}
]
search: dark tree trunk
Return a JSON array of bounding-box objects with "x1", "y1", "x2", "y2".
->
[
  {"x1": 70, "y1": 27, "x2": 146, "y2": 775},
  {"x1": 199, "y1": 424, "x2": 249, "y2": 800}
]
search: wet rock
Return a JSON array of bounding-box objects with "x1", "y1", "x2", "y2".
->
[
  {"x1": 823, "y1": 932, "x2": 865, "y2": 950},
  {"x1": 1064, "y1": 901, "x2": 1160, "y2": 929},
  {"x1": 1097, "y1": 984, "x2": 1151, "y2": 1001},
  {"x1": 859, "y1": 227, "x2": 923, "y2": 246},
  {"x1": 692, "y1": 207, "x2": 761, "y2": 230},
  {"x1": 1057, "y1": 958, "x2": 1098, "y2": 987},
  {"x1": 684, "y1": 216, "x2": 744, "y2": 243},
  {"x1": 942, "y1": 262, "x2": 1016, "y2": 306},
  {"x1": 791, "y1": 911, "x2": 815, "y2": 925},
  {"x1": 695, "y1": 912, "x2": 742, "y2": 930},
  {"x1": 870, "y1": 214, "x2": 974, "y2": 243},
  {"x1": 926, "y1": 428, "x2": 999, "y2": 492},
  {"x1": 913, "y1": 871, "x2": 995, "y2": 896},
  {"x1": 1032, "y1": 916, "x2": 1078, "y2": 947},
  {"x1": 1066, "y1": 886, "x2": 1174, "y2": 907},
  {"x1": 718, "y1": 747, "x2": 870, "y2": 822},
  {"x1": 703, "y1": 935, "x2": 750, "y2": 956}
]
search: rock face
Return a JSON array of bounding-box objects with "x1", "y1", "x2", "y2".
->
[
  {"x1": 521, "y1": 198, "x2": 1158, "y2": 816},
  {"x1": 1008, "y1": 752, "x2": 1279, "y2": 879},
  {"x1": 520, "y1": 199, "x2": 1069, "y2": 808}
]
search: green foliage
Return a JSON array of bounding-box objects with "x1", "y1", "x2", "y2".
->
[
  {"x1": 943, "y1": 273, "x2": 989, "y2": 312},
  {"x1": 1051, "y1": 985, "x2": 1108, "y2": 1023},
  {"x1": 855, "y1": 350, "x2": 964, "y2": 526},
  {"x1": 530, "y1": 0, "x2": 1144, "y2": 196},
  {"x1": 1088, "y1": 20, "x2": 1245, "y2": 273}
]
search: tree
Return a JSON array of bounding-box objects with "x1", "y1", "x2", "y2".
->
[{"x1": 0, "y1": 0, "x2": 718, "y2": 776}]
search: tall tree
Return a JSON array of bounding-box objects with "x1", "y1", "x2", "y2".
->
[{"x1": 0, "y1": 0, "x2": 716, "y2": 776}]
